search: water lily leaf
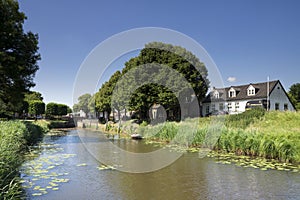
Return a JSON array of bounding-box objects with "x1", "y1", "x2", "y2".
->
[
  {"x1": 32, "y1": 193, "x2": 43, "y2": 196},
  {"x1": 76, "y1": 163, "x2": 87, "y2": 167}
]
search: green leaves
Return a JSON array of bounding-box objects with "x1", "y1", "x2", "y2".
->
[
  {"x1": 28, "y1": 100, "x2": 45, "y2": 117},
  {"x1": 0, "y1": 0, "x2": 40, "y2": 116},
  {"x1": 289, "y1": 83, "x2": 300, "y2": 110},
  {"x1": 95, "y1": 42, "x2": 209, "y2": 122},
  {"x1": 46, "y1": 103, "x2": 70, "y2": 117},
  {"x1": 73, "y1": 93, "x2": 92, "y2": 114}
]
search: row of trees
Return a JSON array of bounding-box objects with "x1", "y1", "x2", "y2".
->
[{"x1": 21, "y1": 91, "x2": 71, "y2": 119}]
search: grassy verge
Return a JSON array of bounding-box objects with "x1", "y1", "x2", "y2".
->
[
  {"x1": 0, "y1": 120, "x2": 49, "y2": 199},
  {"x1": 140, "y1": 109, "x2": 300, "y2": 164}
]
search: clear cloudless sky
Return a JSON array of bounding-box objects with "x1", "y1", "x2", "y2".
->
[{"x1": 18, "y1": 0, "x2": 300, "y2": 107}]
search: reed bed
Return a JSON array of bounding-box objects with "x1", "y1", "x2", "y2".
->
[
  {"x1": 142, "y1": 109, "x2": 300, "y2": 164},
  {"x1": 0, "y1": 120, "x2": 48, "y2": 199}
]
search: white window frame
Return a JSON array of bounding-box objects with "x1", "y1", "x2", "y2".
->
[
  {"x1": 235, "y1": 102, "x2": 239, "y2": 111},
  {"x1": 247, "y1": 85, "x2": 256, "y2": 96},
  {"x1": 228, "y1": 102, "x2": 232, "y2": 111},
  {"x1": 214, "y1": 91, "x2": 219, "y2": 99},
  {"x1": 228, "y1": 88, "x2": 236, "y2": 98}
]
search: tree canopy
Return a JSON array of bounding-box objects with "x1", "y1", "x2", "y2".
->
[
  {"x1": 95, "y1": 42, "x2": 209, "y2": 121},
  {"x1": 28, "y1": 100, "x2": 45, "y2": 118},
  {"x1": 73, "y1": 93, "x2": 92, "y2": 114},
  {"x1": 46, "y1": 102, "x2": 70, "y2": 117},
  {"x1": 289, "y1": 83, "x2": 300, "y2": 110},
  {"x1": 0, "y1": 0, "x2": 40, "y2": 116}
]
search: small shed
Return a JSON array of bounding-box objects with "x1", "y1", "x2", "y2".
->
[{"x1": 149, "y1": 103, "x2": 166, "y2": 123}]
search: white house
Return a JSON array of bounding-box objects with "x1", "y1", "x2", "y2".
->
[{"x1": 202, "y1": 80, "x2": 295, "y2": 116}]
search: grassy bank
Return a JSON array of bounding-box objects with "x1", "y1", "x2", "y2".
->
[
  {"x1": 0, "y1": 120, "x2": 49, "y2": 199},
  {"x1": 139, "y1": 109, "x2": 300, "y2": 164}
]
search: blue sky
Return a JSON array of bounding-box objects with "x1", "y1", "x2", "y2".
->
[{"x1": 19, "y1": 0, "x2": 300, "y2": 107}]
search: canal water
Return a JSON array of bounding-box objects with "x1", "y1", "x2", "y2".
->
[{"x1": 21, "y1": 129, "x2": 300, "y2": 200}]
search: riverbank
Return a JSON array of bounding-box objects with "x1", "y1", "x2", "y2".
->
[
  {"x1": 142, "y1": 110, "x2": 300, "y2": 164},
  {"x1": 0, "y1": 120, "x2": 49, "y2": 199},
  {"x1": 80, "y1": 109, "x2": 300, "y2": 165}
]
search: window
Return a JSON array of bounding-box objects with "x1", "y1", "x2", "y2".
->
[
  {"x1": 228, "y1": 88, "x2": 236, "y2": 98},
  {"x1": 247, "y1": 85, "x2": 256, "y2": 96},
  {"x1": 212, "y1": 104, "x2": 216, "y2": 111},
  {"x1": 214, "y1": 92, "x2": 219, "y2": 99},
  {"x1": 219, "y1": 103, "x2": 224, "y2": 111},
  {"x1": 275, "y1": 103, "x2": 280, "y2": 110},
  {"x1": 228, "y1": 102, "x2": 232, "y2": 111},
  {"x1": 235, "y1": 102, "x2": 239, "y2": 109},
  {"x1": 247, "y1": 89, "x2": 255, "y2": 96},
  {"x1": 229, "y1": 91, "x2": 235, "y2": 97},
  {"x1": 284, "y1": 104, "x2": 288, "y2": 111},
  {"x1": 206, "y1": 106, "x2": 210, "y2": 114}
]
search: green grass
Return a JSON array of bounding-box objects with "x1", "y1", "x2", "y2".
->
[
  {"x1": 142, "y1": 109, "x2": 300, "y2": 164},
  {"x1": 0, "y1": 120, "x2": 48, "y2": 200}
]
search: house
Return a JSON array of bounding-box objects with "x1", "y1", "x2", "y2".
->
[
  {"x1": 202, "y1": 80, "x2": 295, "y2": 116},
  {"x1": 149, "y1": 103, "x2": 167, "y2": 124}
]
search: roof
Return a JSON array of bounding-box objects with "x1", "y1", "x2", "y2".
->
[{"x1": 203, "y1": 80, "x2": 279, "y2": 103}]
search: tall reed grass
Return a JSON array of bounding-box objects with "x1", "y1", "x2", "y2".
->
[
  {"x1": 0, "y1": 120, "x2": 48, "y2": 199},
  {"x1": 142, "y1": 109, "x2": 300, "y2": 164}
]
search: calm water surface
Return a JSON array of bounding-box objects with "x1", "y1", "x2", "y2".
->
[{"x1": 21, "y1": 130, "x2": 300, "y2": 200}]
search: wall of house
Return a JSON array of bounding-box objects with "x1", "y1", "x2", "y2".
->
[
  {"x1": 269, "y1": 82, "x2": 295, "y2": 111},
  {"x1": 202, "y1": 98, "x2": 270, "y2": 116},
  {"x1": 202, "y1": 101, "x2": 249, "y2": 116}
]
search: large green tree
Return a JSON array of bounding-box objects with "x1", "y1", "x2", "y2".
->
[
  {"x1": 28, "y1": 100, "x2": 45, "y2": 119},
  {"x1": 113, "y1": 42, "x2": 209, "y2": 121},
  {"x1": 46, "y1": 102, "x2": 70, "y2": 118},
  {"x1": 95, "y1": 42, "x2": 209, "y2": 122},
  {"x1": 73, "y1": 93, "x2": 92, "y2": 114},
  {"x1": 95, "y1": 71, "x2": 121, "y2": 117},
  {"x1": 20, "y1": 91, "x2": 43, "y2": 114},
  {"x1": 24, "y1": 91, "x2": 43, "y2": 102},
  {"x1": 0, "y1": 0, "x2": 40, "y2": 116}
]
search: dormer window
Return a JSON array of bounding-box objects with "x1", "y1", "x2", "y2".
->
[
  {"x1": 228, "y1": 88, "x2": 236, "y2": 98},
  {"x1": 247, "y1": 85, "x2": 256, "y2": 96}
]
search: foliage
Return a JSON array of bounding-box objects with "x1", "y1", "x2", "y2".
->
[
  {"x1": 45, "y1": 102, "x2": 58, "y2": 117},
  {"x1": 0, "y1": 0, "x2": 40, "y2": 116},
  {"x1": 0, "y1": 120, "x2": 48, "y2": 199},
  {"x1": 95, "y1": 71, "x2": 122, "y2": 115},
  {"x1": 73, "y1": 93, "x2": 92, "y2": 114},
  {"x1": 46, "y1": 102, "x2": 69, "y2": 117},
  {"x1": 57, "y1": 104, "x2": 68, "y2": 116},
  {"x1": 288, "y1": 83, "x2": 300, "y2": 110},
  {"x1": 225, "y1": 107, "x2": 266, "y2": 129},
  {"x1": 95, "y1": 42, "x2": 209, "y2": 122},
  {"x1": 289, "y1": 83, "x2": 300, "y2": 102},
  {"x1": 24, "y1": 91, "x2": 43, "y2": 102},
  {"x1": 28, "y1": 100, "x2": 45, "y2": 117},
  {"x1": 143, "y1": 110, "x2": 300, "y2": 163}
]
